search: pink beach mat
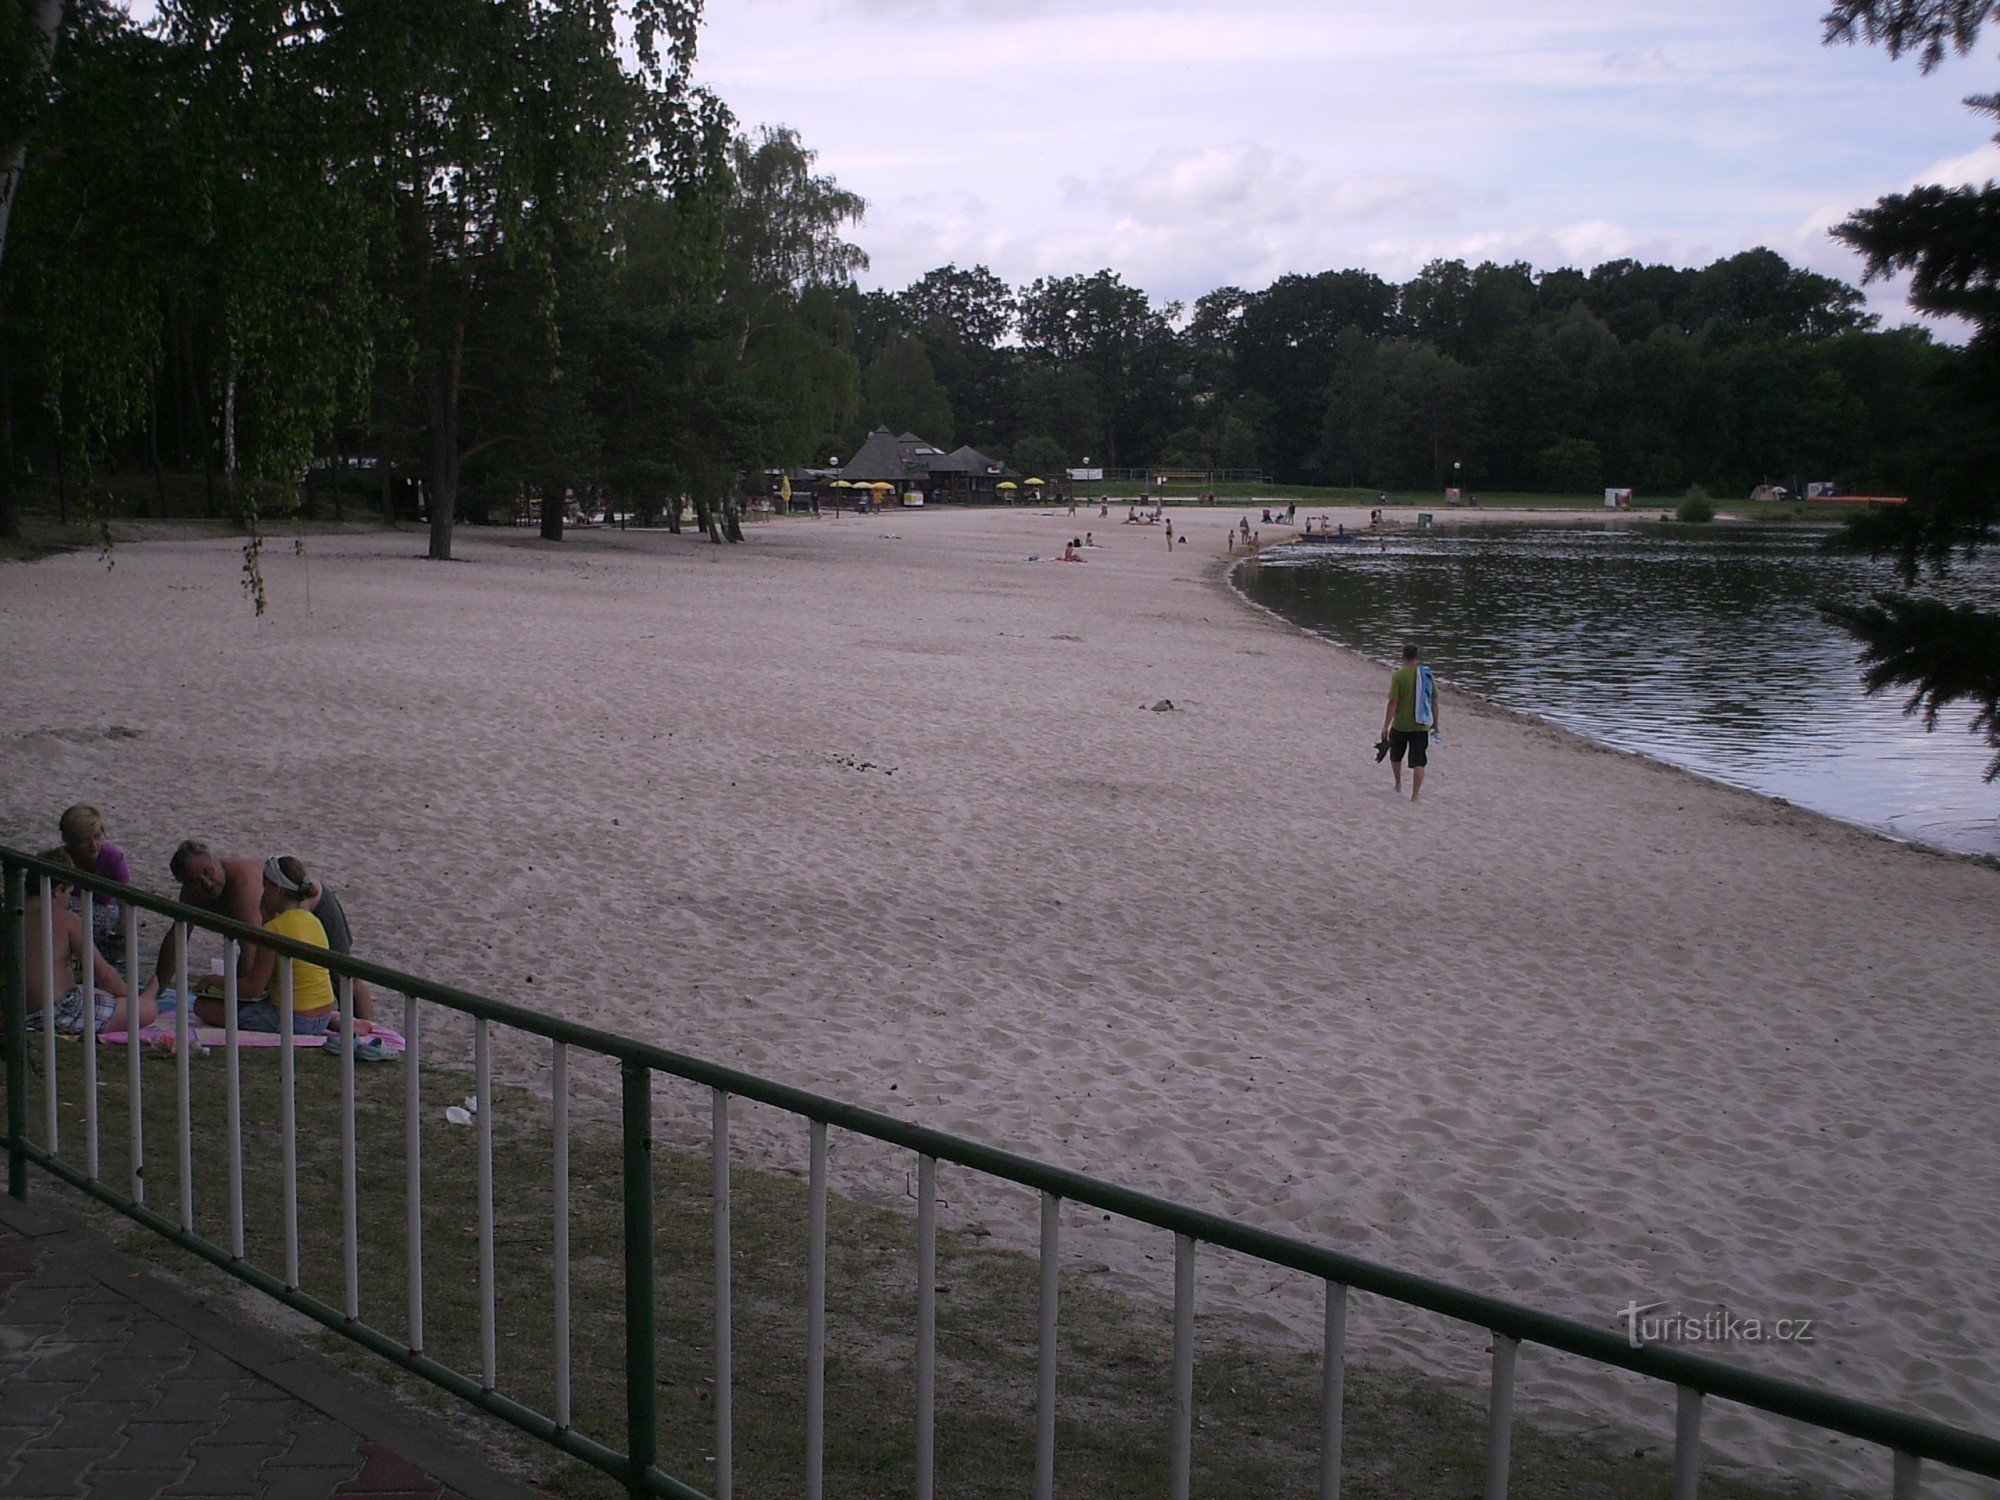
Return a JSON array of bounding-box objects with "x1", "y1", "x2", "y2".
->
[{"x1": 98, "y1": 1024, "x2": 406, "y2": 1054}]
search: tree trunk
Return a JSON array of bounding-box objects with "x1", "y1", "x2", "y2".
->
[
  {"x1": 722, "y1": 494, "x2": 743, "y2": 543},
  {"x1": 664, "y1": 494, "x2": 681, "y2": 534},
  {"x1": 148, "y1": 363, "x2": 166, "y2": 518},
  {"x1": 540, "y1": 487, "x2": 563, "y2": 541},
  {"x1": 380, "y1": 463, "x2": 395, "y2": 525},
  {"x1": 223, "y1": 349, "x2": 238, "y2": 514},
  {"x1": 425, "y1": 318, "x2": 465, "y2": 561},
  {"x1": 0, "y1": 1, "x2": 68, "y2": 278},
  {"x1": 0, "y1": 335, "x2": 17, "y2": 539}
]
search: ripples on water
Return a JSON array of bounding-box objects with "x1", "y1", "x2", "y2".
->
[{"x1": 1240, "y1": 522, "x2": 2000, "y2": 857}]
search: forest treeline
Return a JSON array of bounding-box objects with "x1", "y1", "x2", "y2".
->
[
  {"x1": 0, "y1": 0, "x2": 1966, "y2": 566},
  {"x1": 852, "y1": 251, "x2": 1953, "y2": 499}
]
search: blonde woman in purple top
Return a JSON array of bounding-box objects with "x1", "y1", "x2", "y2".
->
[{"x1": 59, "y1": 804, "x2": 133, "y2": 964}]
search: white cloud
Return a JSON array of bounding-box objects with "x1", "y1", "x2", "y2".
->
[
  {"x1": 1922, "y1": 140, "x2": 2000, "y2": 189},
  {"x1": 1058, "y1": 144, "x2": 1478, "y2": 234},
  {"x1": 695, "y1": 0, "x2": 1989, "y2": 326}
]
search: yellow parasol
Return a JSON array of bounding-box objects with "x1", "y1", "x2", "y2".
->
[
  {"x1": 869, "y1": 480, "x2": 894, "y2": 491},
  {"x1": 996, "y1": 481, "x2": 1018, "y2": 490},
  {"x1": 829, "y1": 479, "x2": 852, "y2": 488},
  {"x1": 1024, "y1": 477, "x2": 1047, "y2": 486}
]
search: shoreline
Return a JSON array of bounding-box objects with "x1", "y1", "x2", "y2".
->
[
  {"x1": 4, "y1": 510, "x2": 1997, "y2": 1494},
  {"x1": 1217, "y1": 515, "x2": 1999, "y2": 872}
]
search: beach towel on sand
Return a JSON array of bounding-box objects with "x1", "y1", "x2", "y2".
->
[
  {"x1": 98, "y1": 1024, "x2": 406, "y2": 1055},
  {"x1": 1414, "y1": 665, "x2": 1436, "y2": 728}
]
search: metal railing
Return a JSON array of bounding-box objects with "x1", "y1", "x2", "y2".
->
[{"x1": 2, "y1": 842, "x2": 1996, "y2": 1499}]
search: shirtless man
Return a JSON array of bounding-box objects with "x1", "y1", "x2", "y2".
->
[
  {"x1": 158, "y1": 840, "x2": 375, "y2": 1021},
  {"x1": 27, "y1": 852, "x2": 157, "y2": 1036}
]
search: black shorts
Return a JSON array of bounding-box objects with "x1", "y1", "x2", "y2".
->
[{"x1": 1389, "y1": 729, "x2": 1429, "y2": 768}]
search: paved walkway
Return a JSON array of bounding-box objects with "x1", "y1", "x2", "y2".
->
[{"x1": 0, "y1": 1197, "x2": 544, "y2": 1500}]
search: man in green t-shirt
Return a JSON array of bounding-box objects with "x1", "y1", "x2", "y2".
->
[{"x1": 1380, "y1": 643, "x2": 1440, "y2": 801}]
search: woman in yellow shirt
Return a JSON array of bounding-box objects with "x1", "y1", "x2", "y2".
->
[{"x1": 191, "y1": 856, "x2": 337, "y2": 1035}]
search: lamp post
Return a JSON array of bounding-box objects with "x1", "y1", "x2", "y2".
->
[{"x1": 1453, "y1": 459, "x2": 1462, "y2": 505}]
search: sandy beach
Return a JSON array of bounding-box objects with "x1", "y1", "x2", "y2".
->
[{"x1": 3, "y1": 505, "x2": 1996, "y2": 1494}]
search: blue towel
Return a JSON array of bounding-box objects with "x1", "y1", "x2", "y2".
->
[{"x1": 1415, "y1": 666, "x2": 1435, "y2": 728}]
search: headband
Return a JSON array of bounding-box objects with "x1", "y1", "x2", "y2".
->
[{"x1": 263, "y1": 856, "x2": 311, "y2": 895}]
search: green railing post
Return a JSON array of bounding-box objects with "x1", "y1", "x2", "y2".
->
[
  {"x1": 3, "y1": 862, "x2": 27, "y2": 1201},
  {"x1": 622, "y1": 1061, "x2": 658, "y2": 1497}
]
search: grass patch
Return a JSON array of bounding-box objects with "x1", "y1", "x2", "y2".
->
[
  {"x1": 23, "y1": 1035, "x2": 1807, "y2": 1499},
  {"x1": 0, "y1": 517, "x2": 106, "y2": 562}
]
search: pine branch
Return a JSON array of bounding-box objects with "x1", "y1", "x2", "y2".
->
[{"x1": 1820, "y1": 592, "x2": 2000, "y2": 779}]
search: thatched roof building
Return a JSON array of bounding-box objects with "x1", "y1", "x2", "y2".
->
[{"x1": 820, "y1": 428, "x2": 1022, "y2": 503}]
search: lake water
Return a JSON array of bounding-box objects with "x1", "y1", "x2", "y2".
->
[{"x1": 1237, "y1": 521, "x2": 2000, "y2": 858}]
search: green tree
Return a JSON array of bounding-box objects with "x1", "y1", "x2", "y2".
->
[
  {"x1": 708, "y1": 125, "x2": 866, "y2": 538},
  {"x1": 1820, "y1": 0, "x2": 2000, "y2": 779},
  {"x1": 1685, "y1": 247, "x2": 1877, "y2": 340},
  {"x1": 0, "y1": 0, "x2": 64, "y2": 279},
  {"x1": 1374, "y1": 339, "x2": 1474, "y2": 490},
  {"x1": 1159, "y1": 426, "x2": 1212, "y2": 469},
  {"x1": 896, "y1": 264, "x2": 1015, "y2": 446},
  {"x1": 898, "y1": 263, "x2": 1015, "y2": 348},
  {"x1": 1018, "y1": 269, "x2": 1180, "y2": 468},
  {"x1": 1233, "y1": 269, "x2": 1396, "y2": 480},
  {"x1": 3, "y1": 1, "x2": 378, "y2": 574},
  {"x1": 1183, "y1": 285, "x2": 1248, "y2": 397},
  {"x1": 861, "y1": 332, "x2": 954, "y2": 445},
  {"x1": 1540, "y1": 437, "x2": 1601, "y2": 493},
  {"x1": 1015, "y1": 361, "x2": 1104, "y2": 463},
  {"x1": 1212, "y1": 407, "x2": 1264, "y2": 473},
  {"x1": 311, "y1": 0, "x2": 708, "y2": 561},
  {"x1": 1009, "y1": 433, "x2": 1068, "y2": 480},
  {"x1": 1318, "y1": 327, "x2": 1384, "y2": 487}
]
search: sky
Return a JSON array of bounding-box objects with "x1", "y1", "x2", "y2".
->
[{"x1": 692, "y1": 0, "x2": 2000, "y2": 328}]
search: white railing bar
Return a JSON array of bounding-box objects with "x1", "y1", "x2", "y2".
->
[
  {"x1": 714, "y1": 1087, "x2": 733, "y2": 1499},
  {"x1": 37, "y1": 876, "x2": 56, "y2": 1152},
  {"x1": 279, "y1": 958, "x2": 299, "y2": 1291},
  {"x1": 1894, "y1": 1451, "x2": 1923, "y2": 1499},
  {"x1": 404, "y1": 991, "x2": 423, "y2": 1353},
  {"x1": 174, "y1": 922, "x2": 191, "y2": 1232},
  {"x1": 1035, "y1": 1190, "x2": 1060, "y2": 1500},
  {"x1": 339, "y1": 976, "x2": 359, "y2": 1321},
  {"x1": 125, "y1": 904, "x2": 142, "y2": 1204},
  {"x1": 1320, "y1": 1281, "x2": 1348, "y2": 1500},
  {"x1": 916, "y1": 1153, "x2": 937, "y2": 1500},
  {"x1": 805, "y1": 1119, "x2": 827, "y2": 1500},
  {"x1": 80, "y1": 896, "x2": 99, "y2": 1179},
  {"x1": 1170, "y1": 1233, "x2": 1196, "y2": 1500},
  {"x1": 1485, "y1": 1334, "x2": 1519, "y2": 1500},
  {"x1": 1672, "y1": 1385, "x2": 1703, "y2": 1500},
  {"x1": 552, "y1": 1040, "x2": 572, "y2": 1429},
  {"x1": 476, "y1": 1016, "x2": 496, "y2": 1389},
  {"x1": 224, "y1": 941, "x2": 243, "y2": 1258}
]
